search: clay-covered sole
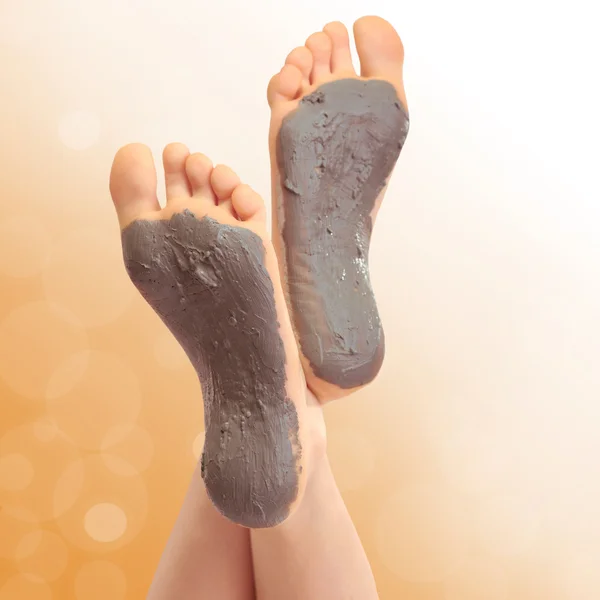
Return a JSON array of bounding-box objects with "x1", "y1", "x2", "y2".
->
[
  {"x1": 123, "y1": 210, "x2": 301, "y2": 528},
  {"x1": 276, "y1": 78, "x2": 410, "y2": 389}
]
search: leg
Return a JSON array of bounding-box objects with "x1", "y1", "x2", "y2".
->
[
  {"x1": 148, "y1": 463, "x2": 255, "y2": 600},
  {"x1": 110, "y1": 144, "x2": 266, "y2": 598},
  {"x1": 251, "y1": 396, "x2": 379, "y2": 600}
]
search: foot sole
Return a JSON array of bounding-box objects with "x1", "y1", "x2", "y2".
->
[
  {"x1": 276, "y1": 78, "x2": 409, "y2": 390},
  {"x1": 123, "y1": 210, "x2": 301, "y2": 528}
]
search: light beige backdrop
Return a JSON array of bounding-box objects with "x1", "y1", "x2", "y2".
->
[{"x1": 1, "y1": 0, "x2": 598, "y2": 598}]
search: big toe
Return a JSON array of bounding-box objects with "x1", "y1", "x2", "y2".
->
[
  {"x1": 354, "y1": 16, "x2": 406, "y2": 105},
  {"x1": 110, "y1": 144, "x2": 160, "y2": 229}
]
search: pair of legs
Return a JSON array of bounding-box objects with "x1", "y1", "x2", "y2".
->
[
  {"x1": 110, "y1": 15, "x2": 407, "y2": 600},
  {"x1": 146, "y1": 403, "x2": 371, "y2": 600}
]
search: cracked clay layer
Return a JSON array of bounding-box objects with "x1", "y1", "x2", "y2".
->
[
  {"x1": 122, "y1": 210, "x2": 300, "y2": 528},
  {"x1": 277, "y1": 78, "x2": 410, "y2": 389}
]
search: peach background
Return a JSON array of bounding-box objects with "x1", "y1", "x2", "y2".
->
[{"x1": 0, "y1": 0, "x2": 598, "y2": 599}]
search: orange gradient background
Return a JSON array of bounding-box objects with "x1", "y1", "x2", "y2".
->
[{"x1": 1, "y1": 1, "x2": 598, "y2": 599}]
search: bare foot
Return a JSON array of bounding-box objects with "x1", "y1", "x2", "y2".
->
[
  {"x1": 268, "y1": 16, "x2": 409, "y2": 403},
  {"x1": 109, "y1": 143, "x2": 310, "y2": 528}
]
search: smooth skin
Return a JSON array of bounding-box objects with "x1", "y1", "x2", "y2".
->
[
  {"x1": 147, "y1": 463, "x2": 255, "y2": 600},
  {"x1": 109, "y1": 14, "x2": 405, "y2": 600}
]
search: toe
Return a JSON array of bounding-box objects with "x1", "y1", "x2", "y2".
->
[
  {"x1": 231, "y1": 184, "x2": 265, "y2": 223},
  {"x1": 354, "y1": 16, "x2": 404, "y2": 75},
  {"x1": 285, "y1": 46, "x2": 313, "y2": 85},
  {"x1": 323, "y1": 21, "x2": 355, "y2": 74},
  {"x1": 110, "y1": 143, "x2": 160, "y2": 229},
  {"x1": 210, "y1": 164, "x2": 241, "y2": 203},
  {"x1": 267, "y1": 64, "x2": 304, "y2": 107},
  {"x1": 305, "y1": 32, "x2": 333, "y2": 84},
  {"x1": 354, "y1": 16, "x2": 407, "y2": 110},
  {"x1": 186, "y1": 152, "x2": 216, "y2": 203},
  {"x1": 163, "y1": 143, "x2": 191, "y2": 202}
]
